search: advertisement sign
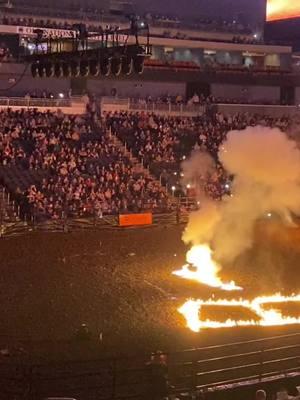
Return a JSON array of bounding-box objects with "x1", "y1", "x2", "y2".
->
[
  {"x1": 119, "y1": 213, "x2": 153, "y2": 227},
  {"x1": 267, "y1": 0, "x2": 300, "y2": 21}
]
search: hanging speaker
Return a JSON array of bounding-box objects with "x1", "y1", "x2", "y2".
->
[
  {"x1": 31, "y1": 63, "x2": 39, "y2": 78},
  {"x1": 89, "y1": 59, "x2": 100, "y2": 77},
  {"x1": 80, "y1": 60, "x2": 89, "y2": 77},
  {"x1": 121, "y1": 57, "x2": 133, "y2": 75},
  {"x1": 100, "y1": 58, "x2": 111, "y2": 76},
  {"x1": 62, "y1": 62, "x2": 71, "y2": 77},
  {"x1": 70, "y1": 61, "x2": 80, "y2": 78},
  {"x1": 133, "y1": 56, "x2": 145, "y2": 75},
  {"x1": 45, "y1": 62, "x2": 54, "y2": 78},
  {"x1": 37, "y1": 63, "x2": 46, "y2": 78},
  {"x1": 54, "y1": 63, "x2": 63, "y2": 78},
  {"x1": 111, "y1": 57, "x2": 122, "y2": 76}
]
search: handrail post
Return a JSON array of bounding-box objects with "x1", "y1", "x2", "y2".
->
[
  {"x1": 111, "y1": 359, "x2": 117, "y2": 399},
  {"x1": 259, "y1": 348, "x2": 264, "y2": 382}
]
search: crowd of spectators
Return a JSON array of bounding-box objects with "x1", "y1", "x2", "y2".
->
[
  {"x1": 130, "y1": 93, "x2": 283, "y2": 107},
  {"x1": 0, "y1": 108, "x2": 170, "y2": 220},
  {"x1": 105, "y1": 110, "x2": 292, "y2": 200},
  {"x1": 0, "y1": 43, "x2": 13, "y2": 62},
  {"x1": 1, "y1": 6, "x2": 254, "y2": 35},
  {"x1": 0, "y1": 102, "x2": 295, "y2": 221},
  {"x1": 0, "y1": 8, "x2": 258, "y2": 45}
]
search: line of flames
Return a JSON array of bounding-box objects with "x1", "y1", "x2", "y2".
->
[
  {"x1": 173, "y1": 244, "x2": 300, "y2": 331},
  {"x1": 178, "y1": 294, "x2": 300, "y2": 332}
]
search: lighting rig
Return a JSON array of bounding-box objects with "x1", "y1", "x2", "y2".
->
[{"x1": 26, "y1": 18, "x2": 151, "y2": 78}]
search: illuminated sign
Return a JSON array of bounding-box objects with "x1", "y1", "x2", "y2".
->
[{"x1": 267, "y1": 0, "x2": 300, "y2": 21}]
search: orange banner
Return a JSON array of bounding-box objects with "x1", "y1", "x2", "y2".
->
[{"x1": 119, "y1": 213, "x2": 153, "y2": 227}]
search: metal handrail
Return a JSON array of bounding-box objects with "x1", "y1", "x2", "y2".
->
[
  {"x1": 0, "y1": 97, "x2": 71, "y2": 107},
  {"x1": 187, "y1": 344, "x2": 300, "y2": 365},
  {"x1": 178, "y1": 332, "x2": 300, "y2": 354},
  {"x1": 1, "y1": 332, "x2": 300, "y2": 399},
  {"x1": 196, "y1": 367, "x2": 300, "y2": 390}
]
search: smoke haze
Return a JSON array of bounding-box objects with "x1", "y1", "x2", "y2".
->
[{"x1": 183, "y1": 126, "x2": 300, "y2": 263}]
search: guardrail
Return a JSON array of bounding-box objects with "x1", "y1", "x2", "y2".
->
[
  {"x1": 101, "y1": 97, "x2": 300, "y2": 117},
  {"x1": 217, "y1": 103, "x2": 300, "y2": 117},
  {"x1": 1, "y1": 332, "x2": 299, "y2": 400},
  {"x1": 0, "y1": 212, "x2": 183, "y2": 237},
  {"x1": 129, "y1": 102, "x2": 206, "y2": 115},
  {"x1": 170, "y1": 332, "x2": 300, "y2": 394},
  {"x1": 0, "y1": 97, "x2": 72, "y2": 107},
  {"x1": 100, "y1": 97, "x2": 206, "y2": 116}
]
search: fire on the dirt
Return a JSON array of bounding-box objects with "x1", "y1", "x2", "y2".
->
[
  {"x1": 179, "y1": 294, "x2": 300, "y2": 332},
  {"x1": 172, "y1": 244, "x2": 242, "y2": 291},
  {"x1": 173, "y1": 245, "x2": 300, "y2": 332}
]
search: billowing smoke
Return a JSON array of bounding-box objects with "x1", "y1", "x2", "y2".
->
[{"x1": 183, "y1": 126, "x2": 300, "y2": 263}]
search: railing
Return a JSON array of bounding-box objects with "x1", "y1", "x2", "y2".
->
[
  {"x1": 170, "y1": 332, "x2": 300, "y2": 394},
  {"x1": 217, "y1": 103, "x2": 300, "y2": 117},
  {"x1": 100, "y1": 97, "x2": 206, "y2": 116},
  {"x1": 0, "y1": 212, "x2": 181, "y2": 237},
  {"x1": 1, "y1": 5, "x2": 253, "y2": 38},
  {"x1": 0, "y1": 97, "x2": 72, "y2": 107},
  {"x1": 100, "y1": 97, "x2": 300, "y2": 117},
  {"x1": 1, "y1": 332, "x2": 299, "y2": 399},
  {"x1": 129, "y1": 102, "x2": 206, "y2": 115}
]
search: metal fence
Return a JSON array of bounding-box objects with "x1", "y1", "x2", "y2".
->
[
  {"x1": 100, "y1": 97, "x2": 206, "y2": 116},
  {"x1": 0, "y1": 97, "x2": 72, "y2": 108},
  {"x1": 100, "y1": 97, "x2": 300, "y2": 117},
  {"x1": 129, "y1": 102, "x2": 206, "y2": 115},
  {"x1": 0, "y1": 212, "x2": 186, "y2": 238},
  {"x1": 1, "y1": 332, "x2": 299, "y2": 400}
]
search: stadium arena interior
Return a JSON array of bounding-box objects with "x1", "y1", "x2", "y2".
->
[{"x1": 0, "y1": 0, "x2": 300, "y2": 399}]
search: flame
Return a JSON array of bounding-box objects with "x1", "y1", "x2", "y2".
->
[
  {"x1": 174, "y1": 245, "x2": 300, "y2": 332},
  {"x1": 172, "y1": 245, "x2": 242, "y2": 291},
  {"x1": 179, "y1": 294, "x2": 300, "y2": 332}
]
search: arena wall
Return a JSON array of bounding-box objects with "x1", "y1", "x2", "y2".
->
[
  {"x1": 86, "y1": 79, "x2": 187, "y2": 98},
  {"x1": 211, "y1": 83, "x2": 281, "y2": 103},
  {"x1": 294, "y1": 87, "x2": 300, "y2": 105}
]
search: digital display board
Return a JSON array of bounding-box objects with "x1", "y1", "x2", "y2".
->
[{"x1": 267, "y1": 0, "x2": 300, "y2": 22}]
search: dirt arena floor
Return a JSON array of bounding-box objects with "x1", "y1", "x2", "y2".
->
[{"x1": 0, "y1": 221, "x2": 300, "y2": 362}]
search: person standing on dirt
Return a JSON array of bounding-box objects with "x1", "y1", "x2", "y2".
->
[{"x1": 146, "y1": 351, "x2": 169, "y2": 400}]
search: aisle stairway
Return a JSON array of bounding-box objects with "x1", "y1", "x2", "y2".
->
[
  {"x1": 108, "y1": 128, "x2": 177, "y2": 207},
  {"x1": 0, "y1": 185, "x2": 19, "y2": 223}
]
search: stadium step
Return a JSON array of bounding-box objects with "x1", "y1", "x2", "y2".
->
[
  {"x1": 107, "y1": 128, "x2": 177, "y2": 205},
  {"x1": 0, "y1": 186, "x2": 20, "y2": 225}
]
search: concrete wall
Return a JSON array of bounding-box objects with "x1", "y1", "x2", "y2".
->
[
  {"x1": 217, "y1": 103, "x2": 300, "y2": 117},
  {"x1": 87, "y1": 79, "x2": 186, "y2": 98},
  {"x1": 211, "y1": 83, "x2": 281, "y2": 103},
  {"x1": 0, "y1": 75, "x2": 70, "y2": 96},
  {"x1": 295, "y1": 88, "x2": 300, "y2": 105}
]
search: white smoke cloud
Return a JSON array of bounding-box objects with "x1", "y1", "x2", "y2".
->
[
  {"x1": 183, "y1": 126, "x2": 300, "y2": 263},
  {"x1": 181, "y1": 150, "x2": 216, "y2": 197}
]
